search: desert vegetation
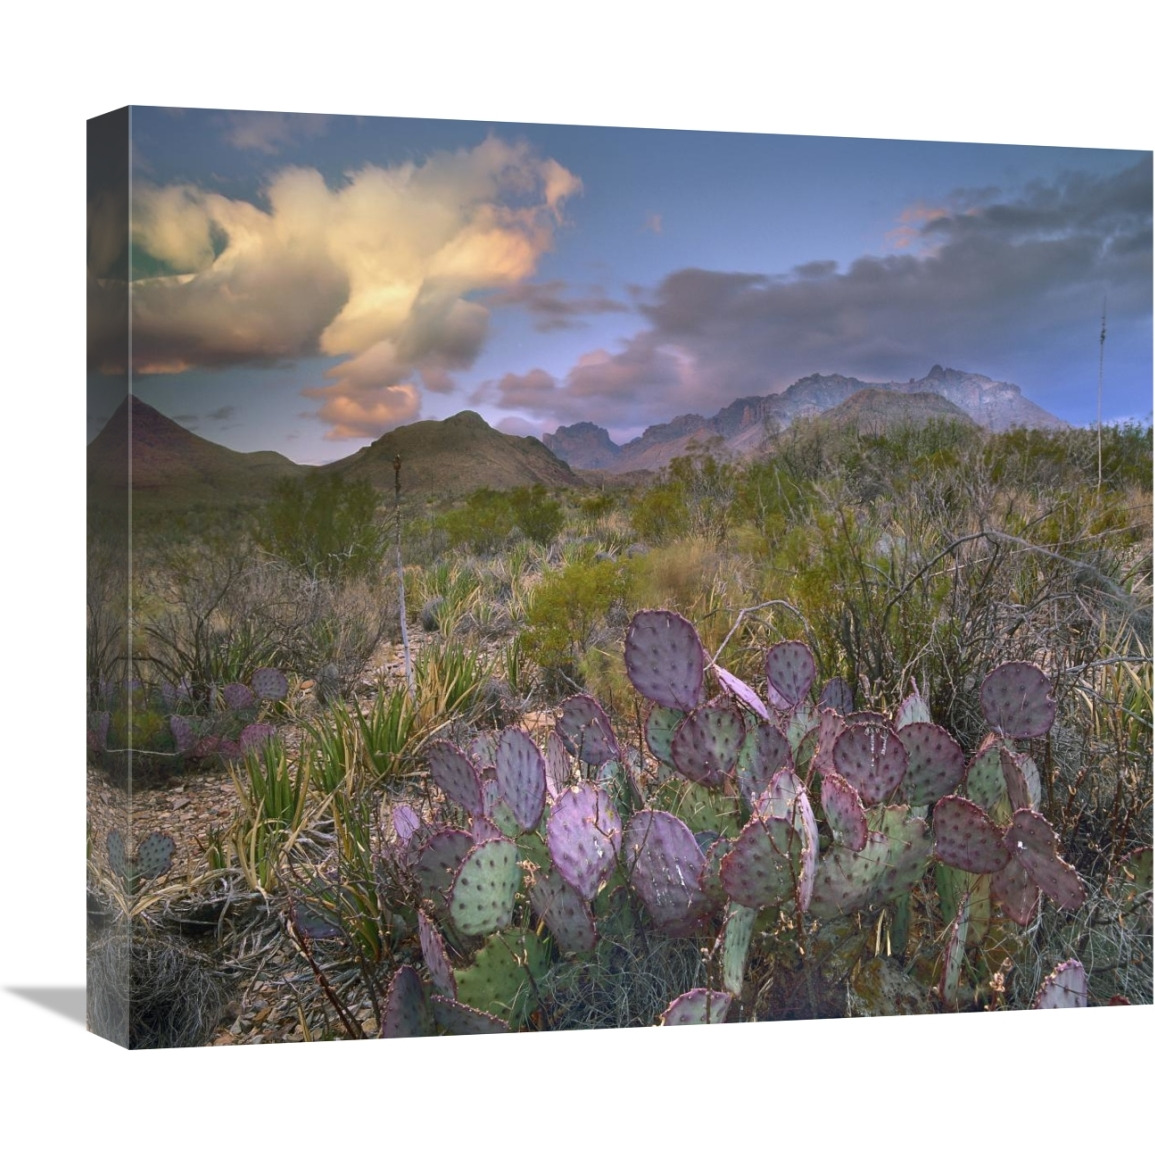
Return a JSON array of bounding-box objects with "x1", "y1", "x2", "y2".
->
[{"x1": 86, "y1": 417, "x2": 1152, "y2": 1044}]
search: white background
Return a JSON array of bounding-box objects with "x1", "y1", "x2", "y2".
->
[{"x1": 1, "y1": 2, "x2": 1150, "y2": 1147}]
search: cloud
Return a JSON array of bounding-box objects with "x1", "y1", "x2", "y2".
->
[
  {"x1": 644, "y1": 213, "x2": 662, "y2": 234},
  {"x1": 223, "y1": 111, "x2": 330, "y2": 155},
  {"x1": 208, "y1": 405, "x2": 236, "y2": 422},
  {"x1": 485, "y1": 279, "x2": 631, "y2": 331},
  {"x1": 127, "y1": 137, "x2": 581, "y2": 438},
  {"x1": 484, "y1": 160, "x2": 1151, "y2": 430}
]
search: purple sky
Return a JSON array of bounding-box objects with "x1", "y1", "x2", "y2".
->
[{"x1": 88, "y1": 110, "x2": 1151, "y2": 464}]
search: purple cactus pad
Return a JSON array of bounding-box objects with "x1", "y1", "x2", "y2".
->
[
  {"x1": 818, "y1": 676, "x2": 854, "y2": 714},
  {"x1": 169, "y1": 714, "x2": 195, "y2": 753},
  {"x1": 414, "y1": 829, "x2": 474, "y2": 906},
  {"x1": 897, "y1": 722, "x2": 966, "y2": 807},
  {"x1": 625, "y1": 810, "x2": 711, "y2": 936},
  {"x1": 624, "y1": 610, "x2": 705, "y2": 712},
  {"x1": 1006, "y1": 809, "x2": 1086, "y2": 910},
  {"x1": 1033, "y1": 959, "x2": 1088, "y2": 1010},
  {"x1": 239, "y1": 722, "x2": 277, "y2": 754},
  {"x1": 544, "y1": 731, "x2": 572, "y2": 801},
  {"x1": 735, "y1": 720, "x2": 793, "y2": 804},
  {"x1": 821, "y1": 771, "x2": 869, "y2": 852},
  {"x1": 719, "y1": 816, "x2": 800, "y2": 910},
  {"x1": 546, "y1": 783, "x2": 622, "y2": 901},
  {"x1": 221, "y1": 682, "x2": 256, "y2": 710},
  {"x1": 980, "y1": 662, "x2": 1056, "y2": 739},
  {"x1": 932, "y1": 795, "x2": 1012, "y2": 874},
  {"x1": 495, "y1": 727, "x2": 546, "y2": 832},
  {"x1": 765, "y1": 641, "x2": 816, "y2": 708},
  {"x1": 381, "y1": 965, "x2": 433, "y2": 1037},
  {"x1": 430, "y1": 995, "x2": 511, "y2": 1034},
  {"x1": 712, "y1": 665, "x2": 770, "y2": 720},
  {"x1": 250, "y1": 667, "x2": 289, "y2": 701},
  {"x1": 661, "y1": 988, "x2": 732, "y2": 1025},
  {"x1": 556, "y1": 694, "x2": 621, "y2": 766},
  {"x1": 417, "y1": 909, "x2": 457, "y2": 999},
  {"x1": 833, "y1": 722, "x2": 908, "y2": 807},
  {"x1": 990, "y1": 856, "x2": 1040, "y2": 926},
  {"x1": 528, "y1": 868, "x2": 597, "y2": 954},
  {"x1": 427, "y1": 740, "x2": 485, "y2": 816}
]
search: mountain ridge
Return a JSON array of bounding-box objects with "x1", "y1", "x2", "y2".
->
[{"x1": 543, "y1": 366, "x2": 1066, "y2": 472}]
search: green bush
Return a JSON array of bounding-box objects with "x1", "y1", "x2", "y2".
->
[{"x1": 257, "y1": 473, "x2": 384, "y2": 582}]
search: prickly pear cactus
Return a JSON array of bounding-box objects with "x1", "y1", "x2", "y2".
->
[
  {"x1": 765, "y1": 640, "x2": 816, "y2": 709},
  {"x1": 660, "y1": 988, "x2": 732, "y2": 1025},
  {"x1": 494, "y1": 727, "x2": 546, "y2": 832},
  {"x1": 980, "y1": 661, "x2": 1056, "y2": 739},
  {"x1": 556, "y1": 694, "x2": 620, "y2": 766},
  {"x1": 135, "y1": 832, "x2": 176, "y2": 879},
  {"x1": 720, "y1": 903, "x2": 757, "y2": 996},
  {"x1": 898, "y1": 723, "x2": 966, "y2": 807},
  {"x1": 250, "y1": 667, "x2": 289, "y2": 702},
  {"x1": 932, "y1": 795, "x2": 1012, "y2": 874},
  {"x1": 528, "y1": 867, "x2": 597, "y2": 954},
  {"x1": 1033, "y1": 959, "x2": 1088, "y2": 1009},
  {"x1": 427, "y1": 740, "x2": 485, "y2": 816},
  {"x1": 833, "y1": 721, "x2": 908, "y2": 807},
  {"x1": 624, "y1": 609, "x2": 705, "y2": 712},
  {"x1": 713, "y1": 665, "x2": 770, "y2": 720},
  {"x1": 546, "y1": 782, "x2": 622, "y2": 901},
  {"x1": 448, "y1": 838, "x2": 522, "y2": 937},
  {"x1": 671, "y1": 703, "x2": 746, "y2": 788},
  {"x1": 1005, "y1": 809, "x2": 1086, "y2": 910},
  {"x1": 624, "y1": 809, "x2": 711, "y2": 936},
  {"x1": 821, "y1": 772, "x2": 868, "y2": 852},
  {"x1": 381, "y1": 964, "x2": 433, "y2": 1037},
  {"x1": 430, "y1": 994, "x2": 511, "y2": 1034},
  {"x1": 417, "y1": 909, "x2": 457, "y2": 999}
]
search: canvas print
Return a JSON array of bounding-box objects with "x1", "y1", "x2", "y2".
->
[{"x1": 86, "y1": 107, "x2": 1153, "y2": 1047}]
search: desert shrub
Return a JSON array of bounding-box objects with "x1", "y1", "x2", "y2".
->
[
  {"x1": 257, "y1": 472, "x2": 384, "y2": 583},
  {"x1": 523, "y1": 557, "x2": 631, "y2": 691},
  {"x1": 509, "y1": 484, "x2": 565, "y2": 546},
  {"x1": 630, "y1": 451, "x2": 738, "y2": 545},
  {"x1": 436, "y1": 488, "x2": 515, "y2": 554}
]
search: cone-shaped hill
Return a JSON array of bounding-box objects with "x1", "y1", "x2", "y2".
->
[
  {"x1": 87, "y1": 394, "x2": 307, "y2": 508},
  {"x1": 816, "y1": 388, "x2": 977, "y2": 434},
  {"x1": 322, "y1": 410, "x2": 583, "y2": 498}
]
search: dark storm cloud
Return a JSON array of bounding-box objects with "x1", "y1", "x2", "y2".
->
[{"x1": 489, "y1": 159, "x2": 1151, "y2": 427}]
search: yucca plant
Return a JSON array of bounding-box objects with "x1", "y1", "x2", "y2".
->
[
  {"x1": 415, "y1": 637, "x2": 494, "y2": 723},
  {"x1": 351, "y1": 682, "x2": 433, "y2": 784}
]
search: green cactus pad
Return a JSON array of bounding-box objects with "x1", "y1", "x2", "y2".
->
[
  {"x1": 698, "y1": 834, "x2": 733, "y2": 904},
  {"x1": 415, "y1": 829, "x2": 474, "y2": 908},
  {"x1": 135, "y1": 832, "x2": 176, "y2": 879},
  {"x1": 713, "y1": 665, "x2": 770, "y2": 720},
  {"x1": 624, "y1": 609, "x2": 705, "y2": 712},
  {"x1": 556, "y1": 694, "x2": 620, "y2": 766},
  {"x1": 453, "y1": 928, "x2": 547, "y2": 1025},
  {"x1": 427, "y1": 740, "x2": 485, "y2": 816},
  {"x1": 719, "y1": 816, "x2": 799, "y2": 910},
  {"x1": 833, "y1": 721, "x2": 908, "y2": 807},
  {"x1": 963, "y1": 738, "x2": 1008, "y2": 814},
  {"x1": 1033, "y1": 959, "x2": 1088, "y2": 1009},
  {"x1": 980, "y1": 662, "x2": 1056, "y2": 739},
  {"x1": 529, "y1": 868, "x2": 597, "y2": 954},
  {"x1": 932, "y1": 795, "x2": 1012, "y2": 874},
  {"x1": 430, "y1": 994, "x2": 511, "y2": 1034},
  {"x1": 660, "y1": 988, "x2": 732, "y2": 1025},
  {"x1": 381, "y1": 965, "x2": 433, "y2": 1038},
  {"x1": 940, "y1": 895, "x2": 971, "y2": 1006},
  {"x1": 625, "y1": 809, "x2": 712, "y2": 935},
  {"x1": 821, "y1": 771, "x2": 869, "y2": 852},
  {"x1": 495, "y1": 727, "x2": 546, "y2": 832},
  {"x1": 898, "y1": 722, "x2": 966, "y2": 807},
  {"x1": 765, "y1": 640, "x2": 816, "y2": 709},
  {"x1": 671, "y1": 702, "x2": 746, "y2": 788},
  {"x1": 645, "y1": 704, "x2": 684, "y2": 770},
  {"x1": 990, "y1": 856, "x2": 1040, "y2": 926},
  {"x1": 721, "y1": 903, "x2": 757, "y2": 996},
  {"x1": 1006, "y1": 809, "x2": 1086, "y2": 910},
  {"x1": 250, "y1": 667, "x2": 289, "y2": 701},
  {"x1": 546, "y1": 783, "x2": 622, "y2": 901},
  {"x1": 107, "y1": 830, "x2": 127, "y2": 879},
  {"x1": 784, "y1": 702, "x2": 820, "y2": 758},
  {"x1": 449, "y1": 838, "x2": 522, "y2": 938},
  {"x1": 417, "y1": 909, "x2": 457, "y2": 999},
  {"x1": 735, "y1": 720, "x2": 793, "y2": 805}
]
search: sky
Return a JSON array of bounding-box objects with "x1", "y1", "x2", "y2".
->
[{"x1": 88, "y1": 107, "x2": 1152, "y2": 464}]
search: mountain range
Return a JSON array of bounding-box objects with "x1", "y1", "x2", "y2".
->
[
  {"x1": 87, "y1": 366, "x2": 1065, "y2": 508},
  {"x1": 543, "y1": 366, "x2": 1066, "y2": 473}
]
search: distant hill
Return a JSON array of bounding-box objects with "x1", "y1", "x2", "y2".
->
[
  {"x1": 322, "y1": 410, "x2": 583, "y2": 498},
  {"x1": 544, "y1": 366, "x2": 1066, "y2": 473},
  {"x1": 87, "y1": 394, "x2": 307, "y2": 507}
]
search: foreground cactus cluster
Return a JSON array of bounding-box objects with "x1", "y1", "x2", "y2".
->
[{"x1": 298, "y1": 609, "x2": 1098, "y2": 1034}]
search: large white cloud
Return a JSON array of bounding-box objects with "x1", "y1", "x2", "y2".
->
[{"x1": 128, "y1": 137, "x2": 581, "y2": 437}]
